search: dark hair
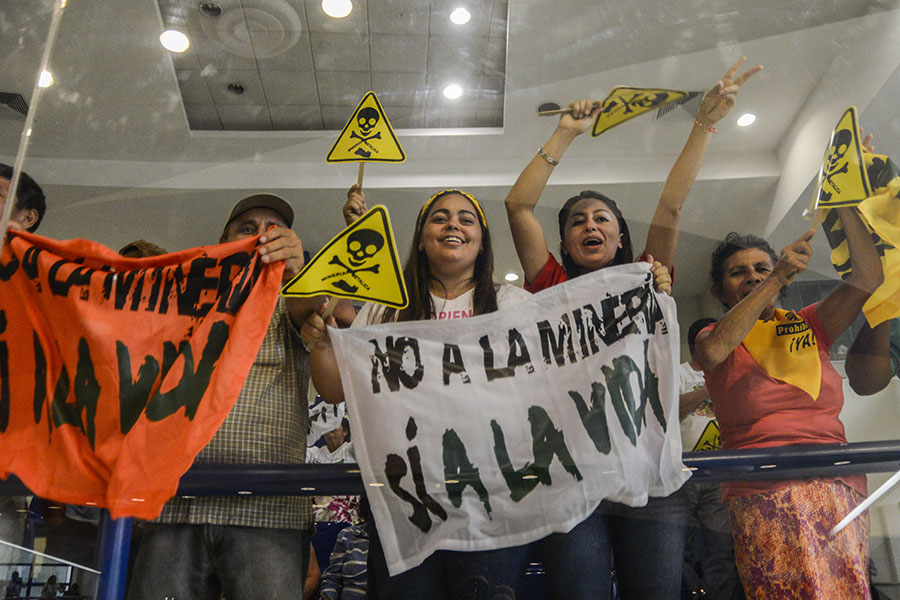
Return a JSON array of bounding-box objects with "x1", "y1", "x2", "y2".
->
[
  {"x1": 340, "y1": 417, "x2": 351, "y2": 441},
  {"x1": 0, "y1": 162, "x2": 46, "y2": 232},
  {"x1": 687, "y1": 317, "x2": 717, "y2": 357},
  {"x1": 709, "y1": 232, "x2": 778, "y2": 291},
  {"x1": 382, "y1": 190, "x2": 498, "y2": 323},
  {"x1": 557, "y1": 190, "x2": 633, "y2": 278}
]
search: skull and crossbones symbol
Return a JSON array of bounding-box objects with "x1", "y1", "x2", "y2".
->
[
  {"x1": 824, "y1": 129, "x2": 853, "y2": 184},
  {"x1": 818, "y1": 128, "x2": 853, "y2": 204},
  {"x1": 350, "y1": 107, "x2": 382, "y2": 146},
  {"x1": 605, "y1": 91, "x2": 669, "y2": 116},
  {"x1": 325, "y1": 228, "x2": 384, "y2": 292},
  {"x1": 348, "y1": 107, "x2": 382, "y2": 158}
]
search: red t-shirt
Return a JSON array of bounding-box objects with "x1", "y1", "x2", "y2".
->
[
  {"x1": 525, "y1": 252, "x2": 663, "y2": 293},
  {"x1": 701, "y1": 303, "x2": 866, "y2": 499}
]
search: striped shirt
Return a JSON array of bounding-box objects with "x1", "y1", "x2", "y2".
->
[
  {"x1": 156, "y1": 298, "x2": 313, "y2": 529},
  {"x1": 320, "y1": 524, "x2": 369, "y2": 600}
]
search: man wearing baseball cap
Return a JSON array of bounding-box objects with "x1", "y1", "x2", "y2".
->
[{"x1": 129, "y1": 193, "x2": 322, "y2": 599}]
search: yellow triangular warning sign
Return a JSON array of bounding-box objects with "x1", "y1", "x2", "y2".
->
[
  {"x1": 326, "y1": 92, "x2": 406, "y2": 163},
  {"x1": 691, "y1": 420, "x2": 721, "y2": 452},
  {"x1": 281, "y1": 205, "x2": 408, "y2": 308},
  {"x1": 810, "y1": 106, "x2": 872, "y2": 211},
  {"x1": 592, "y1": 86, "x2": 689, "y2": 136}
]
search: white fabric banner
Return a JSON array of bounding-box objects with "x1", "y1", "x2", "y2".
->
[{"x1": 330, "y1": 263, "x2": 687, "y2": 575}]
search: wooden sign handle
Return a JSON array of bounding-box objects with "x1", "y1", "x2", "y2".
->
[{"x1": 539, "y1": 101, "x2": 603, "y2": 117}]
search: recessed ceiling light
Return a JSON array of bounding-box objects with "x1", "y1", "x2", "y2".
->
[
  {"x1": 226, "y1": 83, "x2": 245, "y2": 95},
  {"x1": 159, "y1": 29, "x2": 190, "y2": 53},
  {"x1": 450, "y1": 7, "x2": 471, "y2": 25},
  {"x1": 322, "y1": 0, "x2": 352, "y2": 18},
  {"x1": 443, "y1": 84, "x2": 462, "y2": 100},
  {"x1": 37, "y1": 70, "x2": 54, "y2": 88},
  {"x1": 505, "y1": 272, "x2": 519, "y2": 282},
  {"x1": 737, "y1": 113, "x2": 756, "y2": 127}
]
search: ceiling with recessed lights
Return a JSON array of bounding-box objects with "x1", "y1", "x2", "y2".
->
[
  {"x1": 158, "y1": 0, "x2": 507, "y2": 130},
  {"x1": 2, "y1": 0, "x2": 900, "y2": 310}
]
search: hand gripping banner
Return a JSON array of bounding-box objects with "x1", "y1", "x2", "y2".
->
[{"x1": 0, "y1": 231, "x2": 281, "y2": 518}]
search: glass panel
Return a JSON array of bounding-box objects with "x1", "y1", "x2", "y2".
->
[{"x1": 3, "y1": 1, "x2": 900, "y2": 597}]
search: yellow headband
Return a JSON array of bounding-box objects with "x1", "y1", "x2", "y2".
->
[{"x1": 418, "y1": 189, "x2": 487, "y2": 228}]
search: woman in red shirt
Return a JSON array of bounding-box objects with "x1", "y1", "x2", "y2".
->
[
  {"x1": 504, "y1": 58, "x2": 760, "y2": 599},
  {"x1": 694, "y1": 206, "x2": 882, "y2": 598}
]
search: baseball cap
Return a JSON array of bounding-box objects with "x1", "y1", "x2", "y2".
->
[{"x1": 225, "y1": 193, "x2": 294, "y2": 229}]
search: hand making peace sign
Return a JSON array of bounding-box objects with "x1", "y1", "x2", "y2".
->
[{"x1": 696, "y1": 57, "x2": 763, "y2": 127}]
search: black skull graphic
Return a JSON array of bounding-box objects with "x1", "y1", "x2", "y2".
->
[
  {"x1": 826, "y1": 129, "x2": 853, "y2": 175},
  {"x1": 357, "y1": 107, "x2": 380, "y2": 135},
  {"x1": 346, "y1": 228, "x2": 384, "y2": 267}
]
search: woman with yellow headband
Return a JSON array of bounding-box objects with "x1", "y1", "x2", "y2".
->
[{"x1": 304, "y1": 186, "x2": 532, "y2": 598}]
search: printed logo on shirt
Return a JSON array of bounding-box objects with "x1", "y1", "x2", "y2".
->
[
  {"x1": 775, "y1": 321, "x2": 809, "y2": 336},
  {"x1": 437, "y1": 309, "x2": 473, "y2": 320}
]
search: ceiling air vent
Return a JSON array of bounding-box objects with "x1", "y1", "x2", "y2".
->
[{"x1": 0, "y1": 92, "x2": 28, "y2": 119}]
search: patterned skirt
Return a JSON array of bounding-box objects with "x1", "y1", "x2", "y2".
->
[{"x1": 725, "y1": 479, "x2": 870, "y2": 600}]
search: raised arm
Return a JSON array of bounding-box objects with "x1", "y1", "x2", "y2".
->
[
  {"x1": 815, "y1": 206, "x2": 883, "y2": 342},
  {"x1": 645, "y1": 58, "x2": 763, "y2": 269},
  {"x1": 302, "y1": 304, "x2": 346, "y2": 404},
  {"x1": 256, "y1": 226, "x2": 323, "y2": 327},
  {"x1": 694, "y1": 230, "x2": 813, "y2": 372},
  {"x1": 846, "y1": 321, "x2": 895, "y2": 395},
  {"x1": 505, "y1": 98, "x2": 599, "y2": 283},
  {"x1": 343, "y1": 184, "x2": 368, "y2": 225}
]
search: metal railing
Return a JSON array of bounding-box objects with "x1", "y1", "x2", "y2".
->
[{"x1": 2, "y1": 440, "x2": 899, "y2": 600}]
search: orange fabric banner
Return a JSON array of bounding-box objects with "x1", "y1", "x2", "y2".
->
[{"x1": 0, "y1": 231, "x2": 282, "y2": 519}]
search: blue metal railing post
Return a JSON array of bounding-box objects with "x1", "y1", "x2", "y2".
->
[{"x1": 96, "y1": 513, "x2": 133, "y2": 600}]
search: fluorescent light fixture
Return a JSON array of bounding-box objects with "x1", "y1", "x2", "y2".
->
[
  {"x1": 322, "y1": 0, "x2": 352, "y2": 18},
  {"x1": 443, "y1": 84, "x2": 462, "y2": 99},
  {"x1": 38, "y1": 70, "x2": 54, "y2": 88},
  {"x1": 505, "y1": 272, "x2": 519, "y2": 282},
  {"x1": 450, "y1": 7, "x2": 471, "y2": 24},
  {"x1": 159, "y1": 30, "x2": 190, "y2": 53},
  {"x1": 736, "y1": 113, "x2": 756, "y2": 127}
]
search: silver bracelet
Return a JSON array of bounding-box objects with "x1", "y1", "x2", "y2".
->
[{"x1": 537, "y1": 147, "x2": 559, "y2": 166}]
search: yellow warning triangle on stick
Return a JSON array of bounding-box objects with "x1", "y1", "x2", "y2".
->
[
  {"x1": 591, "y1": 86, "x2": 689, "y2": 136},
  {"x1": 326, "y1": 92, "x2": 406, "y2": 163},
  {"x1": 281, "y1": 205, "x2": 408, "y2": 309},
  {"x1": 810, "y1": 106, "x2": 872, "y2": 211}
]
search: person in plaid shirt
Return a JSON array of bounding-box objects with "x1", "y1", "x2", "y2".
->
[{"x1": 128, "y1": 194, "x2": 326, "y2": 600}]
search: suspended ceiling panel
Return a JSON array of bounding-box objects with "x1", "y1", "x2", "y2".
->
[{"x1": 158, "y1": 0, "x2": 509, "y2": 130}]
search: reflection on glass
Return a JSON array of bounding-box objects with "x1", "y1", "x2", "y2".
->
[{"x1": 2, "y1": 0, "x2": 900, "y2": 596}]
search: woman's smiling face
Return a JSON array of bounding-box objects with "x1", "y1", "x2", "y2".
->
[
  {"x1": 561, "y1": 196, "x2": 623, "y2": 272},
  {"x1": 420, "y1": 193, "x2": 483, "y2": 275}
]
